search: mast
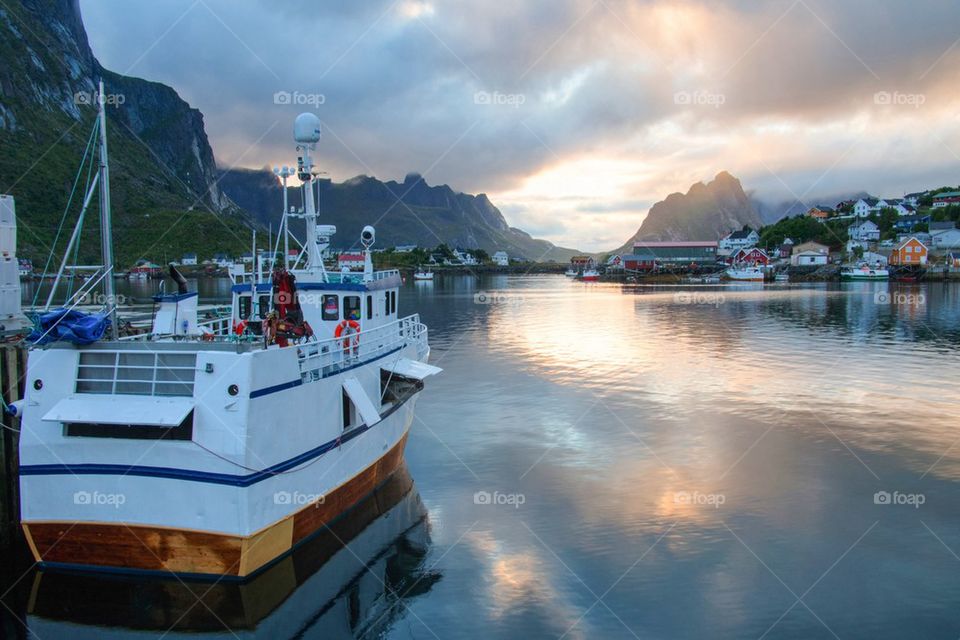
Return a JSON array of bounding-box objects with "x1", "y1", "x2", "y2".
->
[
  {"x1": 97, "y1": 79, "x2": 118, "y2": 340},
  {"x1": 293, "y1": 113, "x2": 331, "y2": 281}
]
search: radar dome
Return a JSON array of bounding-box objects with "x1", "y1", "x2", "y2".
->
[{"x1": 294, "y1": 113, "x2": 321, "y2": 144}]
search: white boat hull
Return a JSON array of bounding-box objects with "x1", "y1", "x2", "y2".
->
[{"x1": 19, "y1": 317, "x2": 434, "y2": 579}]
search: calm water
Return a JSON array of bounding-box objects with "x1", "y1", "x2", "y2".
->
[{"x1": 4, "y1": 275, "x2": 960, "y2": 639}]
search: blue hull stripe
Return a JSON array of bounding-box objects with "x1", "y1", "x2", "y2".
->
[{"x1": 19, "y1": 396, "x2": 409, "y2": 487}]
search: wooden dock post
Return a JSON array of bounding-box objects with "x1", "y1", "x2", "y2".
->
[{"x1": 0, "y1": 343, "x2": 25, "y2": 547}]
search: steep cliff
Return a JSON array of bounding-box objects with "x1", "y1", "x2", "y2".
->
[
  {"x1": 613, "y1": 172, "x2": 762, "y2": 253},
  {"x1": 0, "y1": 0, "x2": 251, "y2": 265}
]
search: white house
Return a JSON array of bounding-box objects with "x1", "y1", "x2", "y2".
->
[
  {"x1": 932, "y1": 228, "x2": 960, "y2": 250},
  {"x1": 932, "y1": 191, "x2": 960, "y2": 208},
  {"x1": 853, "y1": 198, "x2": 880, "y2": 217},
  {"x1": 904, "y1": 192, "x2": 925, "y2": 207},
  {"x1": 493, "y1": 251, "x2": 509, "y2": 266},
  {"x1": 337, "y1": 253, "x2": 365, "y2": 270},
  {"x1": 791, "y1": 250, "x2": 829, "y2": 266},
  {"x1": 180, "y1": 253, "x2": 198, "y2": 266},
  {"x1": 848, "y1": 220, "x2": 880, "y2": 242},
  {"x1": 861, "y1": 251, "x2": 888, "y2": 267},
  {"x1": 718, "y1": 228, "x2": 760, "y2": 254},
  {"x1": 452, "y1": 249, "x2": 478, "y2": 266}
]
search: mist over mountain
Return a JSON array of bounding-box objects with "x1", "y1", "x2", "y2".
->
[
  {"x1": 612, "y1": 171, "x2": 762, "y2": 254},
  {"x1": 749, "y1": 191, "x2": 872, "y2": 225}
]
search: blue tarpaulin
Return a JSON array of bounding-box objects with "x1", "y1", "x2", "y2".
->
[{"x1": 27, "y1": 308, "x2": 111, "y2": 345}]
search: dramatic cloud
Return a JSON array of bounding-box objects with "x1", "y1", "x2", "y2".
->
[{"x1": 80, "y1": 0, "x2": 960, "y2": 250}]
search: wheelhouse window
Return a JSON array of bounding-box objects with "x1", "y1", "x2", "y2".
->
[
  {"x1": 366, "y1": 295, "x2": 373, "y2": 320},
  {"x1": 257, "y1": 295, "x2": 271, "y2": 319},
  {"x1": 343, "y1": 295, "x2": 361, "y2": 321},
  {"x1": 390, "y1": 290, "x2": 397, "y2": 314},
  {"x1": 322, "y1": 294, "x2": 339, "y2": 321},
  {"x1": 238, "y1": 295, "x2": 252, "y2": 320}
]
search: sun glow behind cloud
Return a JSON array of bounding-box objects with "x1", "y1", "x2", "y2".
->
[{"x1": 80, "y1": 0, "x2": 960, "y2": 252}]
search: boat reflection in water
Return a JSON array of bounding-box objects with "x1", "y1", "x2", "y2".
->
[{"x1": 27, "y1": 466, "x2": 439, "y2": 639}]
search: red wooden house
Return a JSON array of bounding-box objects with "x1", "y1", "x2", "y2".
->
[{"x1": 728, "y1": 247, "x2": 770, "y2": 266}]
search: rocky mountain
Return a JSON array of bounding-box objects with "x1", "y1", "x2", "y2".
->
[
  {"x1": 613, "y1": 171, "x2": 762, "y2": 254},
  {"x1": 219, "y1": 169, "x2": 579, "y2": 262},
  {"x1": 0, "y1": 0, "x2": 252, "y2": 266}
]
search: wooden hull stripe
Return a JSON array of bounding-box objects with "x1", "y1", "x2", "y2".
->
[
  {"x1": 19, "y1": 391, "x2": 413, "y2": 486},
  {"x1": 23, "y1": 435, "x2": 410, "y2": 580}
]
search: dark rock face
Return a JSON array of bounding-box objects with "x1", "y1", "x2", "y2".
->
[
  {"x1": 614, "y1": 172, "x2": 763, "y2": 253},
  {"x1": 0, "y1": 0, "x2": 243, "y2": 261},
  {"x1": 219, "y1": 168, "x2": 577, "y2": 261}
]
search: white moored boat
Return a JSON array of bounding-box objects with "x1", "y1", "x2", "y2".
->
[
  {"x1": 840, "y1": 262, "x2": 889, "y2": 281},
  {"x1": 16, "y1": 99, "x2": 441, "y2": 580},
  {"x1": 580, "y1": 268, "x2": 600, "y2": 282},
  {"x1": 725, "y1": 264, "x2": 765, "y2": 282},
  {"x1": 413, "y1": 269, "x2": 434, "y2": 280}
]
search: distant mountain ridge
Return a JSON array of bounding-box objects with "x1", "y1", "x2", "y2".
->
[
  {"x1": 219, "y1": 168, "x2": 580, "y2": 261},
  {"x1": 613, "y1": 171, "x2": 762, "y2": 254}
]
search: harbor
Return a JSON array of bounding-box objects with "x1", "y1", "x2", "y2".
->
[{"x1": 4, "y1": 273, "x2": 960, "y2": 638}]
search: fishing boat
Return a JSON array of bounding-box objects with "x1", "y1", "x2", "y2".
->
[
  {"x1": 15, "y1": 96, "x2": 441, "y2": 580},
  {"x1": 564, "y1": 268, "x2": 577, "y2": 277},
  {"x1": 725, "y1": 265, "x2": 765, "y2": 282},
  {"x1": 840, "y1": 262, "x2": 889, "y2": 281},
  {"x1": 580, "y1": 268, "x2": 600, "y2": 282},
  {"x1": 413, "y1": 268, "x2": 434, "y2": 281},
  {"x1": 774, "y1": 273, "x2": 790, "y2": 283}
]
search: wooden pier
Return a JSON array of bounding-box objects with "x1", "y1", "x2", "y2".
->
[{"x1": 0, "y1": 343, "x2": 25, "y2": 547}]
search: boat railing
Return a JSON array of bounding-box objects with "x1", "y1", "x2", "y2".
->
[{"x1": 296, "y1": 314, "x2": 427, "y2": 382}]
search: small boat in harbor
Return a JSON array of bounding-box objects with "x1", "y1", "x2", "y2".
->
[
  {"x1": 564, "y1": 268, "x2": 577, "y2": 277},
  {"x1": 413, "y1": 268, "x2": 434, "y2": 280},
  {"x1": 16, "y1": 100, "x2": 441, "y2": 580},
  {"x1": 774, "y1": 273, "x2": 790, "y2": 283},
  {"x1": 841, "y1": 263, "x2": 889, "y2": 281},
  {"x1": 725, "y1": 265, "x2": 764, "y2": 282},
  {"x1": 580, "y1": 268, "x2": 600, "y2": 282}
]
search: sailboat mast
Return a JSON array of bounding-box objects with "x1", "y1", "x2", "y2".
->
[{"x1": 97, "y1": 80, "x2": 118, "y2": 340}]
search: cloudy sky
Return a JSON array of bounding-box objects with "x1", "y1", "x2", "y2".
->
[{"x1": 80, "y1": 0, "x2": 960, "y2": 251}]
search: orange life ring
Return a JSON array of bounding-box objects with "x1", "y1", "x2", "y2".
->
[
  {"x1": 334, "y1": 319, "x2": 360, "y2": 351},
  {"x1": 233, "y1": 320, "x2": 248, "y2": 336}
]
